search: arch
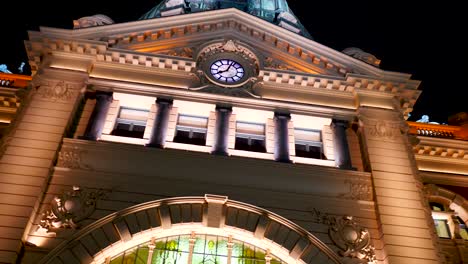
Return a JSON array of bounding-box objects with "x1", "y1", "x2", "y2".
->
[
  {"x1": 425, "y1": 184, "x2": 468, "y2": 223},
  {"x1": 38, "y1": 195, "x2": 343, "y2": 264}
]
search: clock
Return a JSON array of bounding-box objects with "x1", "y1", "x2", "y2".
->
[
  {"x1": 197, "y1": 40, "x2": 259, "y2": 87},
  {"x1": 210, "y1": 59, "x2": 245, "y2": 84}
]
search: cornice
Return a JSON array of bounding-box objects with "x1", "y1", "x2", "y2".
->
[
  {"x1": 417, "y1": 136, "x2": 468, "y2": 150},
  {"x1": 421, "y1": 171, "x2": 468, "y2": 187}
]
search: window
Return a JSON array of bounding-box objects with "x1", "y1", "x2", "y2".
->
[
  {"x1": 111, "y1": 107, "x2": 149, "y2": 139},
  {"x1": 294, "y1": 128, "x2": 325, "y2": 159},
  {"x1": 235, "y1": 121, "x2": 266, "y2": 153},
  {"x1": 457, "y1": 216, "x2": 468, "y2": 240},
  {"x1": 430, "y1": 202, "x2": 445, "y2": 212},
  {"x1": 174, "y1": 114, "x2": 208, "y2": 146},
  {"x1": 434, "y1": 219, "x2": 451, "y2": 238},
  {"x1": 107, "y1": 234, "x2": 285, "y2": 264}
]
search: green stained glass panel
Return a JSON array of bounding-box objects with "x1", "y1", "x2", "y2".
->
[
  {"x1": 192, "y1": 252, "x2": 205, "y2": 264},
  {"x1": 216, "y1": 239, "x2": 227, "y2": 256},
  {"x1": 152, "y1": 249, "x2": 166, "y2": 264},
  {"x1": 232, "y1": 243, "x2": 243, "y2": 258},
  {"x1": 193, "y1": 236, "x2": 206, "y2": 254},
  {"x1": 178, "y1": 236, "x2": 190, "y2": 252},
  {"x1": 136, "y1": 246, "x2": 149, "y2": 264},
  {"x1": 156, "y1": 239, "x2": 167, "y2": 250},
  {"x1": 110, "y1": 254, "x2": 124, "y2": 264},
  {"x1": 205, "y1": 235, "x2": 218, "y2": 255},
  {"x1": 123, "y1": 249, "x2": 137, "y2": 264}
]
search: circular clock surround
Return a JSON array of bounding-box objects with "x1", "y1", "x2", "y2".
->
[{"x1": 200, "y1": 52, "x2": 257, "y2": 88}]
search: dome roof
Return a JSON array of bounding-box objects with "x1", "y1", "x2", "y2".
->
[{"x1": 140, "y1": 0, "x2": 311, "y2": 38}]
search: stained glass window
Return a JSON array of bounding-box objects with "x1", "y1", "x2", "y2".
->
[{"x1": 105, "y1": 235, "x2": 284, "y2": 264}]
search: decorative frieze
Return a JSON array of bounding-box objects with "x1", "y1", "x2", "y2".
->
[
  {"x1": 358, "y1": 113, "x2": 407, "y2": 141},
  {"x1": 414, "y1": 145, "x2": 468, "y2": 160},
  {"x1": 338, "y1": 179, "x2": 373, "y2": 201},
  {"x1": 57, "y1": 147, "x2": 93, "y2": 170},
  {"x1": 38, "y1": 186, "x2": 106, "y2": 233}
]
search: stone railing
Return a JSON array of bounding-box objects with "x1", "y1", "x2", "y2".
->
[{"x1": 408, "y1": 121, "x2": 468, "y2": 140}]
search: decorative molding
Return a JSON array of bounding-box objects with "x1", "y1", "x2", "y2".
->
[
  {"x1": 36, "y1": 80, "x2": 78, "y2": 102},
  {"x1": 328, "y1": 216, "x2": 376, "y2": 263},
  {"x1": 414, "y1": 145, "x2": 468, "y2": 160},
  {"x1": 38, "y1": 186, "x2": 106, "y2": 233},
  {"x1": 57, "y1": 147, "x2": 93, "y2": 170},
  {"x1": 338, "y1": 179, "x2": 373, "y2": 201},
  {"x1": 342, "y1": 47, "x2": 381, "y2": 67},
  {"x1": 358, "y1": 112, "x2": 407, "y2": 141},
  {"x1": 197, "y1": 39, "x2": 259, "y2": 65},
  {"x1": 157, "y1": 47, "x2": 194, "y2": 58},
  {"x1": 264, "y1": 57, "x2": 297, "y2": 71}
]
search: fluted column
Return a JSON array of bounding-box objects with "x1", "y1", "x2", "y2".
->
[
  {"x1": 332, "y1": 119, "x2": 352, "y2": 169},
  {"x1": 146, "y1": 98, "x2": 173, "y2": 148},
  {"x1": 82, "y1": 91, "x2": 113, "y2": 141},
  {"x1": 211, "y1": 106, "x2": 232, "y2": 156},
  {"x1": 274, "y1": 112, "x2": 291, "y2": 163}
]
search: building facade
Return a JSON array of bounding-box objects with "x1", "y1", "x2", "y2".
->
[{"x1": 0, "y1": 1, "x2": 466, "y2": 263}]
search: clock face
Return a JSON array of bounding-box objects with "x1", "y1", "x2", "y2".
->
[{"x1": 210, "y1": 59, "x2": 245, "y2": 84}]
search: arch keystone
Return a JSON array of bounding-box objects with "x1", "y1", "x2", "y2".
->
[{"x1": 204, "y1": 194, "x2": 228, "y2": 228}]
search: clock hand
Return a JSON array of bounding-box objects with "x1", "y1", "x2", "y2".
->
[{"x1": 218, "y1": 61, "x2": 235, "y2": 73}]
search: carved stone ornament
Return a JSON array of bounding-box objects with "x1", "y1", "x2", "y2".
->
[
  {"x1": 329, "y1": 216, "x2": 376, "y2": 263},
  {"x1": 38, "y1": 186, "x2": 106, "y2": 233},
  {"x1": 264, "y1": 57, "x2": 296, "y2": 71},
  {"x1": 338, "y1": 179, "x2": 373, "y2": 201},
  {"x1": 57, "y1": 147, "x2": 93, "y2": 170},
  {"x1": 158, "y1": 47, "x2": 194, "y2": 58},
  {"x1": 307, "y1": 209, "x2": 377, "y2": 263},
  {"x1": 37, "y1": 80, "x2": 77, "y2": 101}
]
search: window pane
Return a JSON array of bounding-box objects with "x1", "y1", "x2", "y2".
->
[
  {"x1": 236, "y1": 122, "x2": 265, "y2": 136},
  {"x1": 430, "y1": 202, "x2": 445, "y2": 212},
  {"x1": 434, "y1": 219, "x2": 451, "y2": 238},
  {"x1": 111, "y1": 107, "x2": 149, "y2": 139},
  {"x1": 119, "y1": 108, "x2": 149, "y2": 122},
  {"x1": 174, "y1": 115, "x2": 208, "y2": 146},
  {"x1": 178, "y1": 115, "x2": 208, "y2": 129},
  {"x1": 294, "y1": 128, "x2": 321, "y2": 142}
]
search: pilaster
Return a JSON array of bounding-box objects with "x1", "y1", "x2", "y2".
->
[
  {"x1": 358, "y1": 108, "x2": 442, "y2": 264},
  {"x1": 0, "y1": 70, "x2": 86, "y2": 263}
]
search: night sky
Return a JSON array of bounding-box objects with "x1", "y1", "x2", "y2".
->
[{"x1": 1, "y1": 1, "x2": 466, "y2": 123}]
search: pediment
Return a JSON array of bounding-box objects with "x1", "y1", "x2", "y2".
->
[
  {"x1": 34, "y1": 8, "x2": 400, "y2": 79},
  {"x1": 29, "y1": 8, "x2": 421, "y2": 117}
]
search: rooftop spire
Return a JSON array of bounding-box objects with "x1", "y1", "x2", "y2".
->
[{"x1": 140, "y1": 0, "x2": 311, "y2": 38}]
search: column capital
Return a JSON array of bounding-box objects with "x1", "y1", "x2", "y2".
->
[
  {"x1": 274, "y1": 112, "x2": 291, "y2": 120},
  {"x1": 215, "y1": 105, "x2": 232, "y2": 112},
  {"x1": 156, "y1": 97, "x2": 173, "y2": 105},
  {"x1": 95, "y1": 91, "x2": 113, "y2": 101},
  {"x1": 332, "y1": 119, "x2": 349, "y2": 128}
]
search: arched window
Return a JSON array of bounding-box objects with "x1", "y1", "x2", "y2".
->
[
  {"x1": 429, "y1": 202, "x2": 446, "y2": 212},
  {"x1": 108, "y1": 234, "x2": 283, "y2": 264}
]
